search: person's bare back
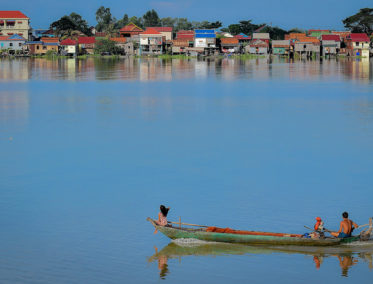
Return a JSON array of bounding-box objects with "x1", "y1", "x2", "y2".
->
[
  {"x1": 330, "y1": 212, "x2": 358, "y2": 238},
  {"x1": 340, "y1": 219, "x2": 354, "y2": 235}
]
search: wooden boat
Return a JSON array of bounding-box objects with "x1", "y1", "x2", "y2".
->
[{"x1": 147, "y1": 217, "x2": 368, "y2": 246}]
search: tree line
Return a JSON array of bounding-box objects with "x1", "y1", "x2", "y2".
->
[{"x1": 50, "y1": 7, "x2": 373, "y2": 40}]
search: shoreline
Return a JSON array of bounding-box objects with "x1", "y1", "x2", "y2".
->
[{"x1": 0, "y1": 54, "x2": 370, "y2": 60}]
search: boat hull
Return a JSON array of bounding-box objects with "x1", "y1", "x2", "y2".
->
[{"x1": 147, "y1": 218, "x2": 360, "y2": 246}]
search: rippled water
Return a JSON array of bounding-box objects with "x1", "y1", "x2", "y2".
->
[{"x1": 0, "y1": 57, "x2": 373, "y2": 283}]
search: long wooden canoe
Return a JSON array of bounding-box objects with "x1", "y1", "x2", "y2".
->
[{"x1": 147, "y1": 218, "x2": 361, "y2": 246}]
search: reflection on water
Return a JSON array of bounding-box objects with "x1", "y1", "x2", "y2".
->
[
  {"x1": 148, "y1": 242, "x2": 373, "y2": 279},
  {"x1": 0, "y1": 57, "x2": 372, "y2": 83},
  {"x1": 0, "y1": 91, "x2": 29, "y2": 128}
]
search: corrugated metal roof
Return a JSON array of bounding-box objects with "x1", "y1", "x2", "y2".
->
[
  {"x1": 253, "y1": 33, "x2": 270, "y2": 40},
  {"x1": 195, "y1": 34, "x2": 216, "y2": 38},
  {"x1": 151, "y1": 27, "x2": 173, "y2": 32},
  {"x1": 8, "y1": 34, "x2": 26, "y2": 40},
  {"x1": 172, "y1": 39, "x2": 190, "y2": 47},
  {"x1": 195, "y1": 29, "x2": 215, "y2": 34},
  {"x1": 221, "y1": 38, "x2": 239, "y2": 44},
  {"x1": 25, "y1": 41, "x2": 43, "y2": 44},
  {"x1": 272, "y1": 40, "x2": 290, "y2": 46}
]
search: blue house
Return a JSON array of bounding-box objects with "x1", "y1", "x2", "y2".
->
[
  {"x1": 194, "y1": 30, "x2": 216, "y2": 48},
  {"x1": 0, "y1": 34, "x2": 26, "y2": 54}
]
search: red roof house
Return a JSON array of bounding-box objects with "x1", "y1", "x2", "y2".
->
[
  {"x1": 120, "y1": 23, "x2": 143, "y2": 37},
  {"x1": 347, "y1": 33, "x2": 370, "y2": 42},
  {"x1": 321, "y1": 34, "x2": 340, "y2": 41},
  {"x1": 140, "y1": 28, "x2": 162, "y2": 36},
  {"x1": 151, "y1": 27, "x2": 173, "y2": 33},
  {"x1": 176, "y1": 30, "x2": 194, "y2": 40},
  {"x1": 77, "y1": 37, "x2": 95, "y2": 54},
  {"x1": 345, "y1": 33, "x2": 370, "y2": 57},
  {"x1": 148, "y1": 27, "x2": 173, "y2": 41},
  {"x1": 78, "y1": 37, "x2": 96, "y2": 44},
  {"x1": 60, "y1": 39, "x2": 77, "y2": 45},
  {"x1": 0, "y1": 11, "x2": 28, "y2": 18}
]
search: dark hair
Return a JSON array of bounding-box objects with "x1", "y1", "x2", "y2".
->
[
  {"x1": 342, "y1": 212, "x2": 348, "y2": 218},
  {"x1": 160, "y1": 205, "x2": 169, "y2": 217}
]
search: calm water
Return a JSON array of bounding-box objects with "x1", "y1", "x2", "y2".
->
[{"x1": 1, "y1": 57, "x2": 373, "y2": 283}]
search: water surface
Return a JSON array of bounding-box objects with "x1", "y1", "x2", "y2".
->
[{"x1": 1, "y1": 57, "x2": 373, "y2": 283}]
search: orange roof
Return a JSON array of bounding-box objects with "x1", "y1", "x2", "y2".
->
[
  {"x1": 0, "y1": 36, "x2": 9, "y2": 40},
  {"x1": 288, "y1": 33, "x2": 306, "y2": 40},
  {"x1": 141, "y1": 28, "x2": 162, "y2": 35},
  {"x1": 295, "y1": 36, "x2": 320, "y2": 44},
  {"x1": 120, "y1": 23, "x2": 143, "y2": 32},
  {"x1": 308, "y1": 29, "x2": 329, "y2": 32},
  {"x1": 221, "y1": 38, "x2": 239, "y2": 44},
  {"x1": 41, "y1": 37, "x2": 59, "y2": 43},
  {"x1": 110, "y1": 37, "x2": 127, "y2": 43},
  {"x1": 0, "y1": 11, "x2": 28, "y2": 18},
  {"x1": 150, "y1": 27, "x2": 173, "y2": 32}
]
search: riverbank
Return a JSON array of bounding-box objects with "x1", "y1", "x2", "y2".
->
[{"x1": 1, "y1": 53, "x2": 370, "y2": 61}]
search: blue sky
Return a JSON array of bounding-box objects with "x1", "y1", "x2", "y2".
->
[{"x1": 3, "y1": 0, "x2": 372, "y2": 30}]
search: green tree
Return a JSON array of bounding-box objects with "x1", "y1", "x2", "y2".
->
[
  {"x1": 128, "y1": 16, "x2": 144, "y2": 29},
  {"x1": 227, "y1": 24, "x2": 241, "y2": 35},
  {"x1": 287, "y1": 28, "x2": 305, "y2": 34},
  {"x1": 343, "y1": 8, "x2": 373, "y2": 35},
  {"x1": 51, "y1": 16, "x2": 76, "y2": 36},
  {"x1": 69, "y1": 12, "x2": 91, "y2": 35},
  {"x1": 94, "y1": 39, "x2": 123, "y2": 54},
  {"x1": 115, "y1": 14, "x2": 129, "y2": 29},
  {"x1": 96, "y1": 6, "x2": 115, "y2": 32},
  {"x1": 239, "y1": 20, "x2": 260, "y2": 35},
  {"x1": 175, "y1": 18, "x2": 193, "y2": 31},
  {"x1": 160, "y1": 17, "x2": 176, "y2": 28},
  {"x1": 261, "y1": 26, "x2": 287, "y2": 40},
  {"x1": 200, "y1": 21, "x2": 222, "y2": 29},
  {"x1": 143, "y1": 9, "x2": 161, "y2": 27}
]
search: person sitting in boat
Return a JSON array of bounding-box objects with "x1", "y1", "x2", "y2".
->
[
  {"x1": 330, "y1": 212, "x2": 358, "y2": 238},
  {"x1": 154, "y1": 205, "x2": 170, "y2": 234},
  {"x1": 314, "y1": 217, "x2": 324, "y2": 232}
]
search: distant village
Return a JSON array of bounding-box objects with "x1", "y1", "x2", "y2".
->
[{"x1": 0, "y1": 10, "x2": 372, "y2": 59}]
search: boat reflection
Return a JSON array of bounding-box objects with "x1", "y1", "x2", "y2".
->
[{"x1": 148, "y1": 241, "x2": 373, "y2": 279}]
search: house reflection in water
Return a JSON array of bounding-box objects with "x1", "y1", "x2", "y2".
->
[
  {"x1": 0, "y1": 57, "x2": 372, "y2": 82},
  {"x1": 0, "y1": 58, "x2": 30, "y2": 80},
  {"x1": 148, "y1": 242, "x2": 373, "y2": 280}
]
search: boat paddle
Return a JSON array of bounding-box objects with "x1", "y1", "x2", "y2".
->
[{"x1": 304, "y1": 225, "x2": 336, "y2": 238}]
